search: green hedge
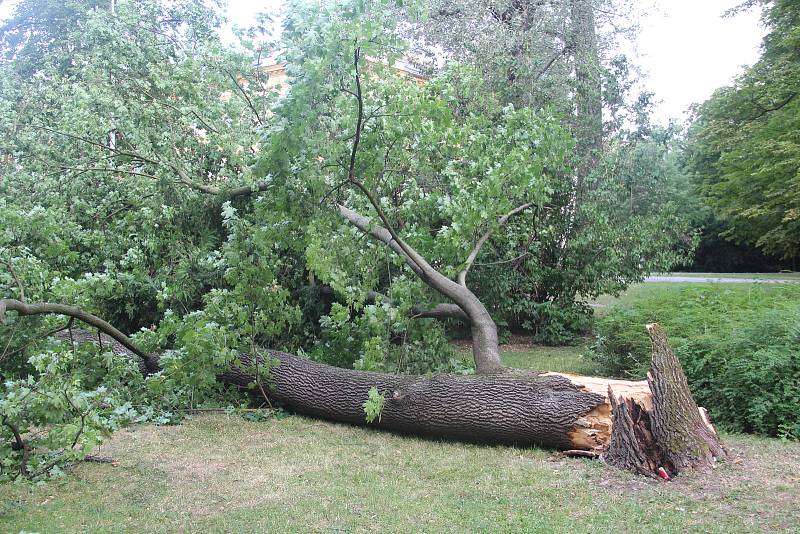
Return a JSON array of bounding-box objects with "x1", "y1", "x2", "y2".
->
[{"x1": 590, "y1": 285, "x2": 800, "y2": 439}]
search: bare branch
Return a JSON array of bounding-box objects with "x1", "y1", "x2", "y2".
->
[
  {"x1": 337, "y1": 204, "x2": 424, "y2": 279},
  {"x1": 458, "y1": 202, "x2": 534, "y2": 287},
  {"x1": 318, "y1": 286, "x2": 468, "y2": 322},
  {"x1": 410, "y1": 303, "x2": 468, "y2": 321},
  {"x1": 337, "y1": 45, "x2": 503, "y2": 373},
  {"x1": 168, "y1": 147, "x2": 222, "y2": 195},
  {"x1": 341, "y1": 48, "x2": 440, "y2": 282},
  {"x1": 58, "y1": 165, "x2": 160, "y2": 182},
  {"x1": 474, "y1": 252, "x2": 530, "y2": 267},
  {"x1": 226, "y1": 70, "x2": 265, "y2": 126}
]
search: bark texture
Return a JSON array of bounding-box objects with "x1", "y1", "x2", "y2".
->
[
  {"x1": 223, "y1": 352, "x2": 606, "y2": 448},
  {"x1": 603, "y1": 324, "x2": 727, "y2": 477},
  {"x1": 646, "y1": 323, "x2": 727, "y2": 472}
]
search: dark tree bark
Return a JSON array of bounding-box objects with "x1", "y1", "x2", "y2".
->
[
  {"x1": 646, "y1": 323, "x2": 728, "y2": 472},
  {"x1": 224, "y1": 352, "x2": 606, "y2": 448}
]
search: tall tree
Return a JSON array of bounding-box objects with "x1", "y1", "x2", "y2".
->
[
  {"x1": 686, "y1": 0, "x2": 799, "y2": 264},
  {"x1": 569, "y1": 0, "x2": 603, "y2": 189}
]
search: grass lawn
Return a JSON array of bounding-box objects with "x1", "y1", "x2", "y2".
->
[
  {"x1": 1, "y1": 415, "x2": 798, "y2": 533},
  {"x1": 591, "y1": 281, "x2": 800, "y2": 317},
  {"x1": 660, "y1": 271, "x2": 800, "y2": 280},
  {"x1": 2, "y1": 281, "x2": 799, "y2": 533},
  {"x1": 500, "y1": 345, "x2": 598, "y2": 376}
]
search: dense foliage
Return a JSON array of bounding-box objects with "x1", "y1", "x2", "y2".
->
[
  {"x1": 685, "y1": 0, "x2": 800, "y2": 264},
  {"x1": 591, "y1": 284, "x2": 800, "y2": 439},
  {"x1": 0, "y1": 0, "x2": 697, "y2": 479}
]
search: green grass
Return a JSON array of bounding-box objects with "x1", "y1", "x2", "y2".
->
[
  {"x1": 500, "y1": 345, "x2": 599, "y2": 375},
  {"x1": 1, "y1": 415, "x2": 798, "y2": 533},
  {"x1": 591, "y1": 281, "x2": 800, "y2": 316},
  {"x1": 661, "y1": 271, "x2": 800, "y2": 280}
]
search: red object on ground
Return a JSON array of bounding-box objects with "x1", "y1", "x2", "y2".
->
[{"x1": 657, "y1": 467, "x2": 671, "y2": 481}]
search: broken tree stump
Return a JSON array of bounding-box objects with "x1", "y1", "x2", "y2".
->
[{"x1": 603, "y1": 323, "x2": 727, "y2": 477}]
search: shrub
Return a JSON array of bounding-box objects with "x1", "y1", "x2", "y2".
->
[{"x1": 590, "y1": 285, "x2": 800, "y2": 438}]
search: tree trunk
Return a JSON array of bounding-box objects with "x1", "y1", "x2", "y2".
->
[
  {"x1": 3, "y1": 299, "x2": 725, "y2": 477},
  {"x1": 603, "y1": 324, "x2": 728, "y2": 477},
  {"x1": 57, "y1": 324, "x2": 723, "y2": 475},
  {"x1": 224, "y1": 324, "x2": 726, "y2": 478},
  {"x1": 223, "y1": 353, "x2": 609, "y2": 448},
  {"x1": 569, "y1": 0, "x2": 603, "y2": 193}
]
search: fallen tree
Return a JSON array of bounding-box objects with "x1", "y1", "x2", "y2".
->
[
  {"x1": 1, "y1": 298, "x2": 726, "y2": 478},
  {"x1": 0, "y1": 0, "x2": 719, "y2": 483}
]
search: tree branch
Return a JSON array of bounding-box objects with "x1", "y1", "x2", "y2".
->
[
  {"x1": 58, "y1": 165, "x2": 161, "y2": 182},
  {"x1": 318, "y1": 286, "x2": 469, "y2": 322},
  {"x1": 341, "y1": 48, "x2": 441, "y2": 283},
  {"x1": 410, "y1": 303, "x2": 468, "y2": 321},
  {"x1": 337, "y1": 45, "x2": 503, "y2": 373},
  {"x1": 1, "y1": 259, "x2": 25, "y2": 302},
  {"x1": 457, "y1": 202, "x2": 533, "y2": 287},
  {"x1": 1, "y1": 415, "x2": 30, "y2": 478},
  {"x1": 747, "y1": 91, "x2": 798, "y2": 121},
  {"x1": 0, "y1": 299, "x2": 159, "y2": 372},
  {"x1": 337, "y1": 204, "x2": 425, "y2": 279},
  {"x1": 168, "y1": 148, "x2": 222, "y2": 195},
  {"x1": 226, "y1": 70, "x2": 265, "y2": 126}
]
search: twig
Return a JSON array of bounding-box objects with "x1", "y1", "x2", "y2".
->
[
  {"x1": 1, "y1": 317, "x2": 75, "y2": 362},
  {"x1": 562, "y1": 449, "x2": 600, "y2": 459},
  {"x1": 1, "y1": 259, "x2": 25, "y2": 302},
  {"x1": 226, "y1": 70, "x2": 265, "y2": 126},
  {"x1": 457, "y1": 202, "x2": 534, "y2": 287},
  {"x1": 84, "y1": 455, "x2": 120, "y2": 466},
  {"x1": 474, "y1": 252, "x2": 530, "y2": 267},
  {"x1": 62, "y1": 390, "x2": 86, "y2": 449}
]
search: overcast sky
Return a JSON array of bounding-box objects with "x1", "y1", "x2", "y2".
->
[
  {"x1": 220, "y1": 0, "x2": 765, "y2": 124},
  {"x1": 632, "y1": 0, "x2": 764, "y2": 122},
  {"x1": 0, "y1": 0, "x2": 765, "y2": 124}
]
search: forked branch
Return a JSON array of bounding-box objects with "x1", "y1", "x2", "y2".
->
[{"x1": 458, "y1": 202, "x2": 534, "y2": 287}]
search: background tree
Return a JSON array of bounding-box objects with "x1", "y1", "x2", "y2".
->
[
  {"x1": 401, "y1": 1, "x2": 693, "y2": 340},
  {"x1": 685, "y1": 0, "x2": 799, "y2": 267}
]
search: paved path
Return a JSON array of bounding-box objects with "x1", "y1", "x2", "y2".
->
[{"x1": 645, "y1": 275, "x2": 799, "y2": 284}]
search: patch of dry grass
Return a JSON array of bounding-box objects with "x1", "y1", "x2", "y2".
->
[{"x1": 1, "y1": 414, "x2": 798, "y2": 533}]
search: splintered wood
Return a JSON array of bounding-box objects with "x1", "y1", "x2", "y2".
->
[{"x1": 542, "y1": 372, "x2": 651, "y2": 452}]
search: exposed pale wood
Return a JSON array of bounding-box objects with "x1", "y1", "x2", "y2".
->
[{"x1": 543, "y1": 372, "x2": 650, "y2": 451}]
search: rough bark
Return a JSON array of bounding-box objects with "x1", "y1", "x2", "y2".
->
[
  {"x1": 223, "y1": 352, "x2": 606, "y2": 448},
  {"x1": 646, "y1": 323, "x2": 728, "y2": 472},
  {"x1": 603, "y1": 324, "x2": 727, "y2": 477}
]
